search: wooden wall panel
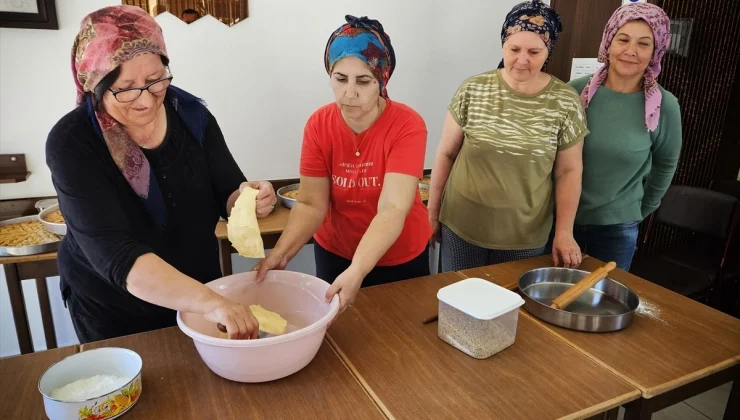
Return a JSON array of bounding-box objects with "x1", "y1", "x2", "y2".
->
[{"x1": 548, "y1": 0, "x2": 621, "y2": 83}]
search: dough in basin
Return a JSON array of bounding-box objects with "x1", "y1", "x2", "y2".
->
[
  {"x1": 227, "y1": 186, "x2": 265, "y2": 258},
  {"x1": 217, "y1": 305, "x2": 288, "y2": 338},
  {"x1": 250, "y1": 304, "x2": 288, "y2": 335}
]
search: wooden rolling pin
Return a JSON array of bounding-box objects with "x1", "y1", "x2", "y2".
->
[{"x1": 550, "y1": 261, "x2": 617, "y2": 310}]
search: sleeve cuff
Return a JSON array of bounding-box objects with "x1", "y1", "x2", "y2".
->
[
  {"x1": 640, "y1": 201, "x2": 661, "y2": 220},
  {"x1": 111, "y1": 244, "x2": 154, "y2": 291},
  {"x1": 446, "y1": 104, "x2": 464, "y2": 127}
]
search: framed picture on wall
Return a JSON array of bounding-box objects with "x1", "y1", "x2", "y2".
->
[{"x1": 0, "y1": 0, "x2": 58, "y2": 30}]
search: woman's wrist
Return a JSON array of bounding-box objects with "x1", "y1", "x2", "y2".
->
[
  {"x1": 346, "y1": 263, "x2": 367, "y2": 283},
  {"x1": 197, "y1": 288, "x2": 225, "y2": 315}
]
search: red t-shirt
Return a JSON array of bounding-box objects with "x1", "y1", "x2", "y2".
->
[{"x1": 300, "y1": 99, "x2": 431, "y2": 266}]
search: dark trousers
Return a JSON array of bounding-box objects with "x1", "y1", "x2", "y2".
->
[{"x1": 314, "y1": 242, "x2": 430, "y2": 287}]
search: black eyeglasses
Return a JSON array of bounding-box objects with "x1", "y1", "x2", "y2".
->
[{"x1": 108, "y1": 75, "x2": 174, "y2": 103}]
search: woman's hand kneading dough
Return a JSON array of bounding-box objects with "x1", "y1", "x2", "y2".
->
[{"x1": 203, "y1": 297, "x2": 260, "y2": 340}]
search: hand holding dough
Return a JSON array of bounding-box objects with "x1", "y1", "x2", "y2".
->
[
  {"x1": 228, "y1": 186, "x2": 265, "y2": 258},
  {"x1": 217, "y1": 304, "x2": 287, "y2": 338}
]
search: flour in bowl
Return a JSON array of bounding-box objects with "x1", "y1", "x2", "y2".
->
[{"x1": 50, "y1": 374, "x2": 129, "y2": 401}]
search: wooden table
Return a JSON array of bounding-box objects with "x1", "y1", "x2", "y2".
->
[
  {"x1": 458, "y1": 256, "x2": 740, "y2": 420},
  {"x1": 0, "y1": 205, "x2": 292, "y2": 355},
  {"x1": 327, "y1": 271, "x2": 640, "y2": 420},
  {"x1": 79, "y1": 327, "x2": 384, "y2": 419},
  {"x1": 0, "y1": 345, "x2": 78, "y2": 419}
]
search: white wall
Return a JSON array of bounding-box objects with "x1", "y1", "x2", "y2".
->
[
  {"x1": 0, "y1": 0, "x2": 513, "y2": 199},
  {"x1": 0, "y1": 0, "x2": 514, "y2": 356}
]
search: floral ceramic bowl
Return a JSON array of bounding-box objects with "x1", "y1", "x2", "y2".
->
[{"x1": 38, "y1": 348, "x2": 142, "y2": 420}]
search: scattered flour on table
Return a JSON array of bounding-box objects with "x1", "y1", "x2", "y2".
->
[
  {"x1": 636, "y1": 299, "x2": 668, "y2": 325},
  {"x1": 50, "y1": 375, "x2": 129, "y2": 402}
]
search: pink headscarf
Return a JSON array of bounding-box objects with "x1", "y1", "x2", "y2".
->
[
  {"x1": 580, "y1": 3, "x2": 670, "y2": 132},
  {"x1": 71, "y1": 5, "x2": 168, "y2": 199},
  {"x1": 73, "y1": 5, "x2": 167, "y2": 106}
]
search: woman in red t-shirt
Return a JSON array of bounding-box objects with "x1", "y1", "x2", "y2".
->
[{"x1": 255, "y1": 15, "x2": 431, "y2": 312}]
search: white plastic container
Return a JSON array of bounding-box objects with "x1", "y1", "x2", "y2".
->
[{"x1": 437, "y1": 278, "x2": 525, "y2": 359}]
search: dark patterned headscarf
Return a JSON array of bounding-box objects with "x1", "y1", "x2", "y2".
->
[
  {"x1": 324, "y1": 15, "x2": 396, "y2": 98},
  {"x1": 498, "y1": 0, "x2": 563, "y2": 69}
]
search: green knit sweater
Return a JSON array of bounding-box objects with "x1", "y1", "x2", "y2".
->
[{"x1": 569, "y1": 76, "x2": 682, "y2": 225}]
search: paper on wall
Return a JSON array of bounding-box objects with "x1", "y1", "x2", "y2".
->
[{"x1": 570, "y1": 58, "x2": 604, "y2": 81}]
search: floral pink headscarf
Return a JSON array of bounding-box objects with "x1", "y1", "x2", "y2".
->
[
  {"x1": 580, "y1": 3, "x2": 670, "y2": 132},
  {"x1": 71, "y1": 5, "x2": 168, "y2": 199}
]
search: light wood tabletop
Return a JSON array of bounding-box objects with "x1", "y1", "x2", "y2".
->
[
  {"x1": 327, "y1": 271, "x2": 640, "y2": 420},
  {"x1": 458, "y1": 257, "x2": 740, "y2": 400},
  {"x1": 0, "y1": 345, "x2": 79, "y2": 419},
  {"x1": 79, "y1": 327, "x2": 385, "y2": 419}
]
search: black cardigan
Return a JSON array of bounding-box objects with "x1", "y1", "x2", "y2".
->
[{"x1": 45, "y1": 101, "x2": 246, "y2": 337}]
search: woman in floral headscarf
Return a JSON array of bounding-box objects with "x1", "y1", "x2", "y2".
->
[
  {"x1": 429, "y1": 0, "x2": 587, "y2": 272},
  {"x1": 255, "y1": 15, "x2": 431, "y2": 313},
  {"x1": 566, "y1": 3, "x2": 681, "y2": 271},
  {"x1": 46, "y1": 5, "x2": 277, "y2": 342}
]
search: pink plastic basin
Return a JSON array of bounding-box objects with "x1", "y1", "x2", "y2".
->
[{"x1": 176, "y1": 270, "x2": 339, "y2": 383}]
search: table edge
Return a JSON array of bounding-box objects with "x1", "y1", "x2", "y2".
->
[
  {"x1": 559, "y1": 389, "x2": 642, "y2": 420},
  {"x1": 521, "y1": 310, "x2": 740, "y2": 399},
  {"x1": 325, "y1": 334, "x2": 395, "y2": 420},
  {"x1": 642, "y1": 356, "x2": 740, "y2": 399}
]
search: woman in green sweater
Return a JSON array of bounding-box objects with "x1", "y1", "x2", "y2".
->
[{"x1": 564, "y1": 3, "x2": 682, "y2": 271}]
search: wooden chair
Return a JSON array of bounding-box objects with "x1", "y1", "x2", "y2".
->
[{"x1": 3, "y1": 259, "x2": 59, "y2": 354}]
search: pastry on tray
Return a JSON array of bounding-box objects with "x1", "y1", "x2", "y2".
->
[
  {"x1": 0, "y1": 221, "x2": 60, "y2": 247},
  {"x1": 44, "y1": 210, "x2": 65, "y2": 224}
]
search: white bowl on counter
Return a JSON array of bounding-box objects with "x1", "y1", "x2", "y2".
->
[
  {"x1": 38, "y1": 203, "x2": 67, "y2": 236},
  {"x1": 38, "y1": 347, "x2": 143, "y2": 420},
  {"x1": 177, "y1": 270, "x2": 339, "y2": 383}
]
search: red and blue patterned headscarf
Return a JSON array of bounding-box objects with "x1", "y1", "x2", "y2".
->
[
  {"x1": 324, "y1": 15, "x2": 396, "y2": 98},
  {"x1": 499, "y1": 0, "x2": 563, "y2": 69}
]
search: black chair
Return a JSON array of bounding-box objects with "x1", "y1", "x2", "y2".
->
[
  {"x1": 710, "y1": 179, "x2": 740, "y2": 200},
  {"x1": 631, "y1": 185, "x2": 740, "y2": 304},
  {"x1": 710, "y1": 179, "x2": 740, "y2": 314}
]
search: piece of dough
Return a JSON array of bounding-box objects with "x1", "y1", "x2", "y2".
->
[
  {"x1": 227, "y1": 186, "x2": 265, "y2": 258},
  {"x1": 250, "y1": 304, "x2": 288, "y2": 335}
]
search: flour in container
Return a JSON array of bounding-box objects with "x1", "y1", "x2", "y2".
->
[{"x1": 50, "y1": 374, "x2": 130, "y2": 401}]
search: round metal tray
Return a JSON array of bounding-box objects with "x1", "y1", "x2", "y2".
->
[
  {"x1": 277, "y1": 183, "x2": 300, "y2": 209},
  {"x1": 0, "y1": 215, "x2": 61, "y2": 257},
  {"x1": 38, "y1": 203, "x2": 67, "y2": 236},
  {"x1": 518, "y1": 267, "x2": 640, "y2": 332}
]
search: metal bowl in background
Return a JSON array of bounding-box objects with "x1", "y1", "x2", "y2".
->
[
  {"x1": 0, "y1": 215, "x2": 61, "y2": 257},
  {"x1": 39, "y1": 204, "x2": 67, "y2": 236},
  {"x1": 278, "y1": 182, "x2": 429, "y2": 206},
  {"x1": 35, "y1": 198, "x2": 59, "y2": 213},
  {"x1": 518, "y1": 267, "x2": 640, "y2": 333},
  {"x1": 277, "y1": 183, "x2": 300, "y2": 209}
]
